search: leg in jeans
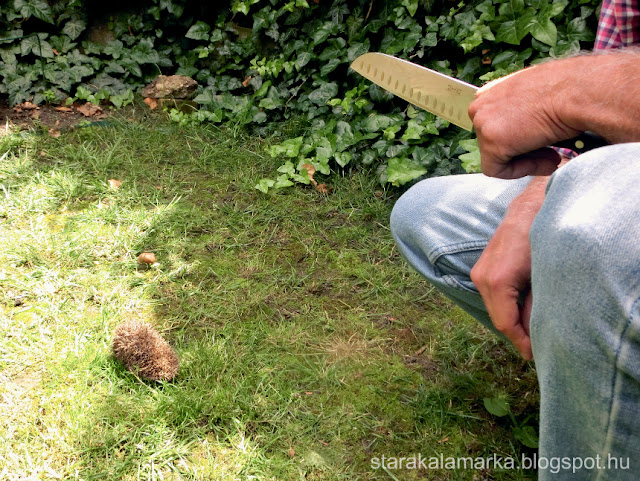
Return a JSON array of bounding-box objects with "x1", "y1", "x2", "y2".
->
[
  {"x1": 391, "y1": 143, "x2": 640, "y2": 479},
  {"x1": 530, "y1": 143, "x2": 640, "y2": 479},
  {"x1": 390, "y1": 172, "x2": 532, "y2": 332}
]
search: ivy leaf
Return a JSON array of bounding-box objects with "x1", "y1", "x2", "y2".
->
[
  {"x1": 104, "y1": 40, "x2": 124, "y2": 59},
  {"x1": 361, "y1": 149, "x2": 377, "y2": 165},
  {"x1": 255, "y1": 178, "x2": 276, "y2": 193},
  {"x1": 346, "y1": 40, "x2": 370, "y2": 63},
  {"x1": 362, "y1": 114, "x2": 396, "y2": 133},
  {"x1": 335, "y1": 151, "x2": 352, "y2": 167},
  {"x1": 62, "y1": 18, "x2": 86, "y2": 40},
  {"x1": 567, "y1": 17, "x2": 595, "y2": 43},
  {"x1": 498, "y1": 0, "x2": 525, "y2": 18},
  {"x1": 194, "y1": 88, "x2": 217, "y2": 104},
  {"x1": 459, "y1": 138, "x2": 481, "y2": 173},
  {"x1": 386, "y1": 157, "x2": 427, "y2": 186},
  {"x1": 295, "y1": 51, "x2": 313, "y2": 70},
  {"x1": 530, "y1": 15, "x2": 557, "y2": 46},
  {"x1": 275, "y1": 174, "x2": 295, "y2": 189},
  {"x1": 186, "y1": 21, "x2": 211, "y2": 41},
  {"x1": 68, "y1": 64, "x2": 94, "y2": 82},
  {"x1": 308, "y1": 82, "x2": 338, "y2": 105},
  {"x1": 15, "y1": 0, "x2": 54, "y2": 23},
  {"x1": 312, "y1": 22, "x2": 338, "y2": 45},
  {"x1": 402, "y1": 0, "x2": 419, "y2": 17},
  {"x1": 131, "y1": 38, "x2": 160, "y2": 64},
  {"x1": 320, "y1": 58, "x2": 341, "y2": 76},
  {"x1": 269, "y1": 136, "x2": 304, "y2": 158}
]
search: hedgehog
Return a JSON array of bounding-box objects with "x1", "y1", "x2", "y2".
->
[{"x1": 112, "y1": 321, "x2": 179, "y2": 381}]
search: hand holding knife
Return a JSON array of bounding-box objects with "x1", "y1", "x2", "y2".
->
[{"x1": 350, "y1": 52, "x2": 609, "y2": 178}]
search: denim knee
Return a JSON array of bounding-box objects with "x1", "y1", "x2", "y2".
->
[{"x1": 391, "y1": 174, "x2": 529, "y2": 329}]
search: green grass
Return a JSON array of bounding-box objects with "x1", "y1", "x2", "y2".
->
[{"x1": 0, "y1": 111, "x2": 539, "y2": 480}]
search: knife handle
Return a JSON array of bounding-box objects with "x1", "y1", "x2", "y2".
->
[{"x1": 554, "y1": 131, "x2": 609, "y2": 155}]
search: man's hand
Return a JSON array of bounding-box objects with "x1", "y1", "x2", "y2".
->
[
  {"x1": 470, "y1": 172, "x2": 555, "y2": 360},
  {"x1": 469, "y1": 50, "x2": 640, "y2": 178},
  {"x1": 471, "y1": 212, "x2": 534, "y2": 360},
  {"x1": 468, "y1": 66, "x2": 579, "y2": 179}
]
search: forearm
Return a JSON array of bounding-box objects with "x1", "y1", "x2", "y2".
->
[
  {"x1": 555, "y1": 49, "x2": 640, "y2": 144},
  {"x1": 503, "y1": 158, "x2": 570, "y2": 224}
]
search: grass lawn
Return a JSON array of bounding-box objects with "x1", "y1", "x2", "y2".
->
[{"x1": 0, "y1": 110, "x2": 539, "y2": 480}]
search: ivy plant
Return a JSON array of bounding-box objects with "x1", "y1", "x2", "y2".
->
[{"x1": 0, "y1": 0, "x2": 600, "y2": 188}]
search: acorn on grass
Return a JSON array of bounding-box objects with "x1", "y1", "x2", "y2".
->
[{"x1": 112, "y1": 321, "x2": 179, "y2": 381}]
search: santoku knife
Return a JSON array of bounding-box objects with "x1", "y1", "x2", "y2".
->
[{"x1": 351, "y1": 52, "x2": 607, "y2": 155}]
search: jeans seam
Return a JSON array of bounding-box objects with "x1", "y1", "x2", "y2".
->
[
  {"x1": 598, "y1": 295, "x2": 640, "y2": 481},
  {"x1": 427, "y1": 240, "x2": 489, "y2": 265},
  {"x1": 429, "y1": 241, "x2": 488, "y2": 293}
]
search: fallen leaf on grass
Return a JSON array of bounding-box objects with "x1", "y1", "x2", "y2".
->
[
  {"x1": 48, "y1": 128, "x2": 61, "y2": 138},
  {"x1": 77, "y1": 102, "x2": 102, "y2": 117},
  {"x1": 143, "y1": 97, "x2": 158, "y2": 110},
  {"x1": 316, "y1": 183, "x2": 330, "y2": 194},
  {"x1": 107, "y1": 179, "x2": 123, "y2": 189},
  {"x1": 287, "y1": 448, "x2": 296, "y2": 457}
]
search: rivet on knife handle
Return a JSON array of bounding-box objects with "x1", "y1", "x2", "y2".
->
[{"x1": 554, "y1": 132, "x2": 609, "y2": 154}]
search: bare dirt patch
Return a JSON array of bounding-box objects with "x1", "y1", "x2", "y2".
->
[{"x1": 0, "y1": 99, "x2": 107, "y2": 131}]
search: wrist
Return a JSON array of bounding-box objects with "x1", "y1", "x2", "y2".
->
[{"x1": 554, "y1": 50, "x2": 640, "y2": 142}]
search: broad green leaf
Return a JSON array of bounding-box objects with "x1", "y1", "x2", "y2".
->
[
  {"x1": 308, "y1": 82, "x2": 338, "y2": 105},
  {"x1": 104, "y1": 40, "x2": 124, "y2": 59},
  {"x1": 194, "y1": 89, "x2": 217, "y2": 104},
  {"x1": 459, "y1": 151, "x2": 481, "y2": 173},
  {"x1": 186, "y1": 21, "x2": 211, "y2": 41},
  {"x1": 401, "y1": 119, "x2": 427, "y2": 141},
  {"x1": 362, "y1": 114, "x2": 396, "y2": 133},
  {"x1": 361, "y1": 149, "x2": 377, "y2": 166},
  {"x1": 383, "y1": 125, "x2": 401, "y2": 140},
  {"x1": 277, "y1": 161, "x2": 296, "y2": 176},
  {"x1": 530, "y1": 16, "x2": 557, "y2": 46},
  {"x1": 62, "y1": 18, "x2": 86, "y2": 40},
  {"x1": 498, "y1": 0, "x2": 525, "y2": 18},
  {"x1": 15, "y1": 0, "x2": 54, "y2": 23},
  {"x1": 483, "y1": 397, "x2": 510, "y2": 417},
  {"x1": 319, "y1": 58, "x2": 341, "y2": 76},
  {"x1": 312, "y1": 22, "x2": 337, "y2": 45},
  {"x1": 255, "y1": 178, "x2": 275, "y2": 193},
  {"x1": 386, "y1": 144, "x2": 410, "y2": 158},
  {"x1": 386, "y1": 157, "x2": 427, "y2": 186},
  {"x1": 295, "y1": 51, "x2": 313, "y2": 70},
  {"x1": 269, "y1": 136, "x2": 304, "y2": 158},
  {"x1": 275, "y1": 174, "x2": 295, "y2": 189},
  {"x1": 335, "y1": 151, "x2": 352, "y2": 167},
  {"x1": 567, "y1": 17, "x2": 595, "y2": 42},
  {"x1": 513, "y1": 425, "x2": 539, "y2": 448},
  {"x1": 402, "y1": 0, "x2": 419, "y2": 17},
  {"x1": 110, "y1": 89, "x2": 134, "y2": 108}
]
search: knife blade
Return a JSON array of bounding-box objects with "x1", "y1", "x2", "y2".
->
[{"x1": 351, "y1": 52, "x2": 607, "y2": 155}]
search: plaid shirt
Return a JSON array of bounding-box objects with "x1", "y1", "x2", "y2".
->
[
  {"x1": 556, "y1": 0, "x2": 639, "y2": 158},
  {"x1": 595, "y1": 0, "x2": 640, "y2": 49}
]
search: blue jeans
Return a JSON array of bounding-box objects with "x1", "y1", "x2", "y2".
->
[{"x1": 390, "y1": 144, "x2": 640, "y2": 480}]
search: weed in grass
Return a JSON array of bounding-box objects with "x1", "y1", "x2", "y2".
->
[{"x1": 0, "y1": 112, "x2": 539, "y2": 480}]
